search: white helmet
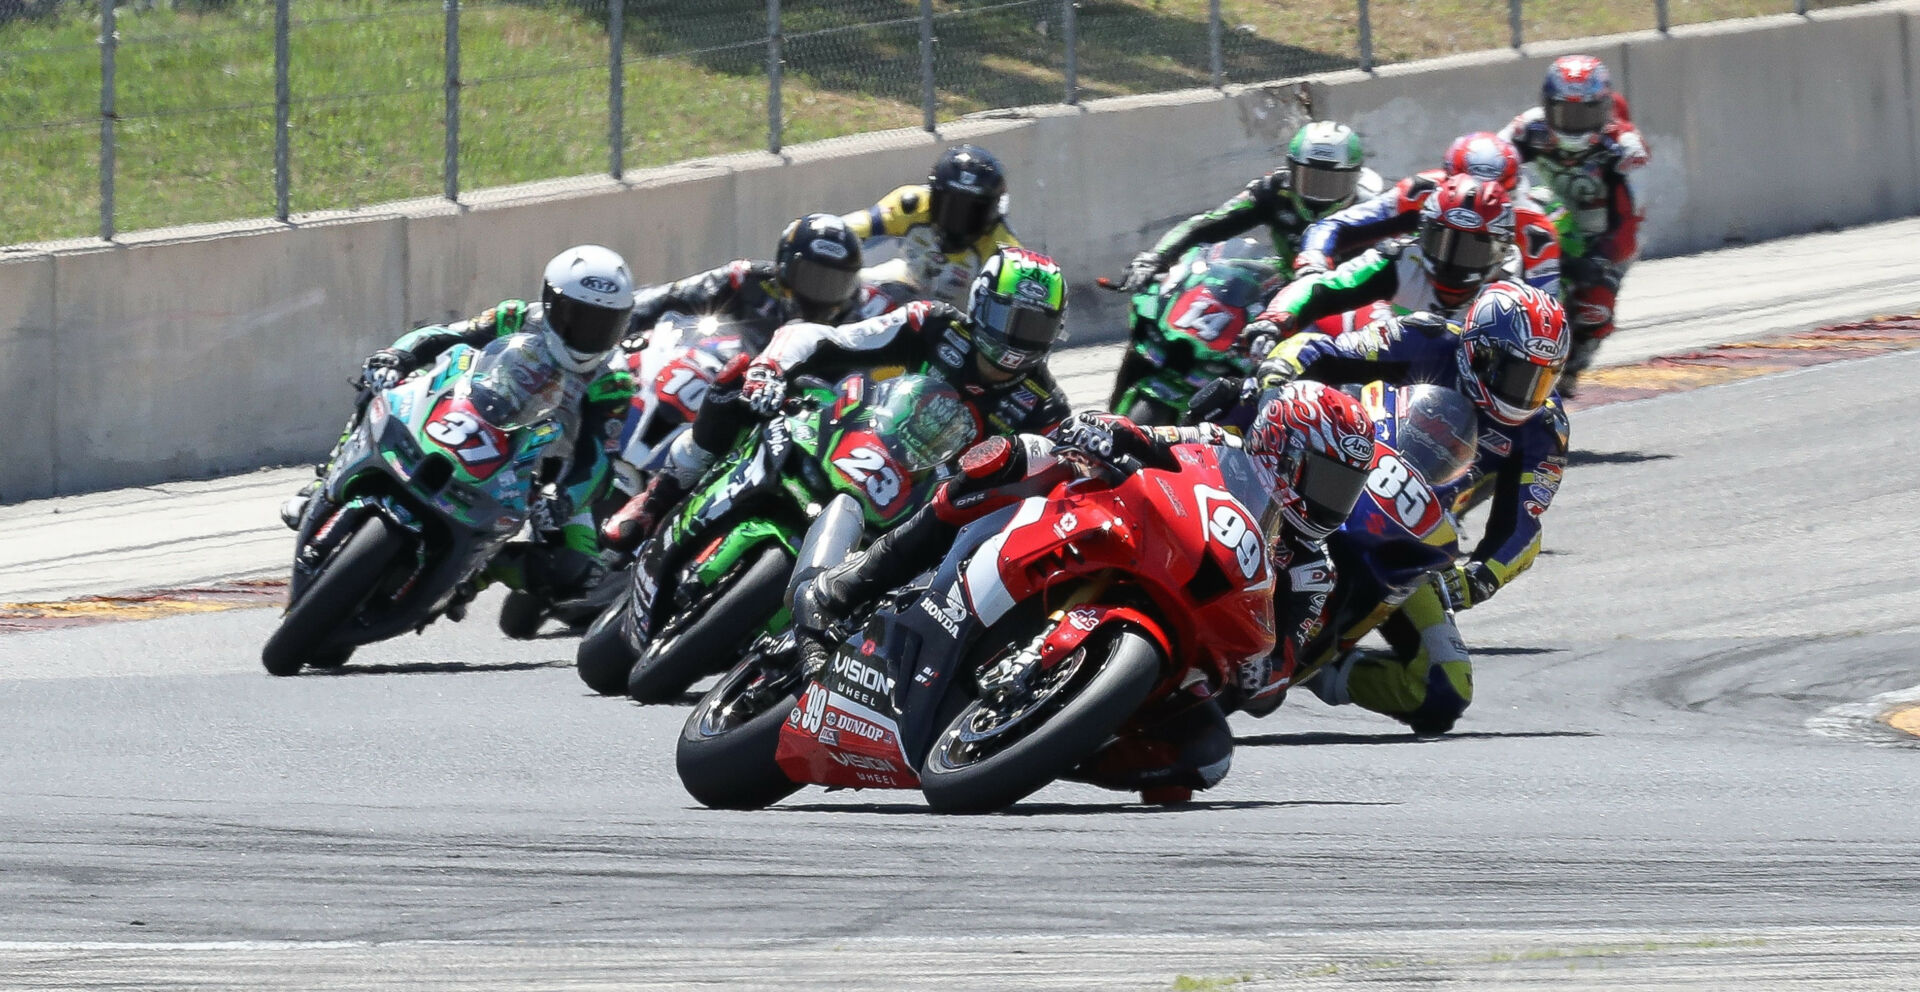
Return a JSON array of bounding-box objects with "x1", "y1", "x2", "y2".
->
[{"x1": 540, "y1": 245, "x2": 635, "y2": 372}]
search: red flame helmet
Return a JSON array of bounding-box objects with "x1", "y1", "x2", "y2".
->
[{"x1": 1246, "y1": 381, "x2": 1376, "y2": 542}]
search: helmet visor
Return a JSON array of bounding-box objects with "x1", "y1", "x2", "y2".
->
[
  {"x1": 1297, "y1": 449, "x2": 1370, "y2": 539},
  {"x1": 546, "y1": 295, "x2": 629, "y2": 355},
  {"x1": 1473, "y1": 344, "x2": 1560, "y2": 416},
  {"x1": 1546, "y1": 98, "x2": 1610, "y2": 135},
  {"x1": 785, "y1": 256, "x2": 860, "y2": 319},
  {"x1": 1293, "y1": 162, "x2": 1361, "y2": 208},
  {"x1": 1420, "y1": 225, "x2": 1504, "y2": 276},
  {"x1": 931, "y1": 190, "x2": 997, "y2": 246},
  {"x1": 973, "y1": 297, "x2": 1063, "y2": 372}
]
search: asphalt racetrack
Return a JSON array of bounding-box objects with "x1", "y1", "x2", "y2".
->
[{"x1": 3, "y1": 220, "x2": 1920, "y2": 989}]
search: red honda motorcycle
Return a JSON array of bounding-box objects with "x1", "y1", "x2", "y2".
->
[{"x1": 676, "y1": 440, "x2": 1280, "y2": 813}]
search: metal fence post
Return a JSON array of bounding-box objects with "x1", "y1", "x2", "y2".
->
[
  {"x1": 1508, "y1": 0, "x2": 1522, "y2": 49},
  {"x1": 1208, "y1": 0, "x2": 1223, "y2": 89},
  {"x1": 609, "y1": 0, "x2": 624, "y2": 178},
  {"x1": 443, "y1": 0, "x2": 460, "y2": 202},
  {"x1": 1795, "y1": 0, "x2": 1807, "y2": 13},
  {"x1": 98, "y1": 0, "x2": 116, "y2": 240},
  {"x1": 919, "y1": 0, "x2": 935, "y2": 132},
  {"x1": 766, "y1": 0, "x2": 782, "y2": 154},
  {"x1": 274, "y1": 0, "x2": 291, "y2": 220},
  {"x1": 1356, "y1": 0, "x2": 1373, "y2": 72},
  {"x1": 1655, "y1": 0, "x2": 1668, "y2": 33},
  {"x1": 1063, "y1": 0, "x2": 1078, "y2": 105}
]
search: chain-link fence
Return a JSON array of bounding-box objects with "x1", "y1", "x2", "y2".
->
[{"x1": 0, "y1": 0, "x2": 1871, "y2": 245}]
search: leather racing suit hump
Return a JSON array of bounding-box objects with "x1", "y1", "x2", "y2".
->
[{"x1": 841, "y1": 185, "x2": 1022, "y2": 308}]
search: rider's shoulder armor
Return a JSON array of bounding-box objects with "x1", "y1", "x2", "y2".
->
[{"x1": 866, "y1": 184, "x2": 933, "y2": 238}]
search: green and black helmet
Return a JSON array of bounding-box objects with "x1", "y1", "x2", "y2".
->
[
  {"x1": 1285, "y1": 120, "x2": 1367, "y2": 219},
  {"x1": 965, "y1": 248, "x2": 1067, "y2": 376}
]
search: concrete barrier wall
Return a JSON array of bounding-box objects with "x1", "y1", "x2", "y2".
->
[{"x1": 2, "y1": 2, "x2": 1916, "y2": 501}]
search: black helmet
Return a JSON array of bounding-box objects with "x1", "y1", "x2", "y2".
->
[
  {"x1": 775, "y1": 213, "x2": 863, "y2": 322},
  {"x1": 928, "y1": 144, "x2": 1007, "y2": 251}
]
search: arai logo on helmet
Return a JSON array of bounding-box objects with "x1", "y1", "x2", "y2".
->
[
  {"x1": 1443, "y1": 206, "x2": 1487, "y2": 230},
  {"x1": 1015, "y1": 278, "x2": 1052, "y2": 303},
  {"x1": 1522, "y1": 334, "x2": 1567, "y2": 361},
  {"x1": 1339, "y1": 433, "x2": 1374, "y2": 463},
  {"x1": 809, "y1": 238, "x2": 849, "y2": 261},
  {"x1": 578, "y1": 275, "x2": 621, "y2": 294}
]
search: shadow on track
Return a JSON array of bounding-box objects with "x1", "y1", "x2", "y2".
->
[
  {"x1": 766, "y1": 799, "x2": 1396, "y2": 816},
  {"x1": 1568, "y1": 449, "x2": 1673, "y2": 467},
  {"x1": 1235, "y1": 730, "x2": 1599, "y2": 747},
  {"x1": 1473, "y1": 646, "x2": 1567, "y2": 656},
  {"x1": 314, "y1": 660, "x2": 569, "y2": 676}
]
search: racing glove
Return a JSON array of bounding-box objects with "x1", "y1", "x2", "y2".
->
[
  {"x1": 1239, "y1": 313, "x2": 1298, "y2": 360},
  {"x1": 1438, "y1": 562, "x2": 1501, "y2": 612},
  {"x1": 360, "y1": 349, "x2": 410, "y2": 392},
  {"x1": 1253, "y1": 355, "x2": 1302, "y2": 392},
  {"x1": 1054, "y1": 411, "x2": 1156, "y2": 464},
  {"x1": 740, "y1": 359, "x2": 787, "y2": 416},
  {"x1": 1118, "y1": 251, "x2": 1166, "y2": 293}
]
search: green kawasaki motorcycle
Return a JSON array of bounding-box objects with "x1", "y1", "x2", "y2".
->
[
  {"x1": 1106, "y1": 237, "x2": 1287, "y2": 426},
  {"x1": 264, "y1": 334, "x2": 572, "y2": 675},
  {"x1": 575, "y1": 370, "x2": 976, "y2": 702}
]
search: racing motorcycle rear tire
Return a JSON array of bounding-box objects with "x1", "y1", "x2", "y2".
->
[
  {"x1": 576, "y1": 599, "x2": 639, "y2": 695},
  {"x1": 1122, "y1": 395, "x2": 1179, "y2": 428},
  {"x1": 628, "y1": 546, "x2": 793, "y2": 704},
  {"x1": 676, "y1": 653, "x2": 805, "y2": 810},
  {"x1": 261, "y1": 517, "x2": 407, "y2": 677},
  {"x1": 920, "y1": 627, "x2": 1162, "y2": 814}
]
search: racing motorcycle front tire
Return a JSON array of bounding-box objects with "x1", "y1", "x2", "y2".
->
[
  {"x1": 576, "y1": 598, "x2": 640, "y2": 695},
  {"x1": 920, "y1": 627, "x2": 1162, "y2": 813},
  {"x1": 261, "y1": 516, "x2": 407, "y2": 676},
  {"x1": 627, "y1": 546, "x2": 793, "y2": 704},
  {"x1": 676, "y1": 653, "x2": 805, "y2": 810}
]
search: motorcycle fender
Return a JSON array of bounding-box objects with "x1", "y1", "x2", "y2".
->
[
  {"x1": 776, "y1": 676, "x2": 921, "y2": 791},
  {"x1": 692, "y1": 518, "x2": 796, "y2": 587},
  {"x1": 1040, "y1": 605, "x2": 1171, "y2": 671}
]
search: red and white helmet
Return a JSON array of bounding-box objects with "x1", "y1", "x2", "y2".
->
[
  {"x1": 1456, "y1": 281, "x2": 1570, "y2": 426},
  {"x1": 1417, "y1": 174, "x2": 1514, "y2": 308},
  {"x1": 1246, "y1": 381, "x2": 1375, "y2": 542},
  {"x1": 1543, "y1": 55, "x2": 1614, "y2": 152},
  {"x1": 1443, "y1": 131, "x2": 1523, "y2": 192}
]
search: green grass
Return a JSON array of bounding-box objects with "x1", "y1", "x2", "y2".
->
[{"x1": 0, "y1": 0, "x2": 1872, "y2": 244}]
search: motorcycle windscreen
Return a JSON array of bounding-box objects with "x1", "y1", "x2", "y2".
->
[
  {"x1": 860, "y1": 375, "x2": 977, "y2": 474},
  {"x1": 1391, "y1": 384, "x2": 1479, "y2": 487},
  {"x1": 463, "y1": 334, "x2": 567, "y2": 431}
]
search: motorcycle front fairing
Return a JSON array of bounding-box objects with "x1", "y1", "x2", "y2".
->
[{"x1": 295, "y1": 343, "x2": 561, "y2": 640}]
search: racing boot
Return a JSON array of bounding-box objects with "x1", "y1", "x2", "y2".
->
[
  {"x1": 793, "y1": 434, "x2": 1032, "y2": 653},
  {"x1": 279, "y1": 480, "x2": 320, "y2": 530},
  {"x1": 1305, "y1": 586, "x2": 1472, "y2": 736},
  {"x1": 793, "y1": 503, "x2": 962, "y2": 673},
  {"x1": 601, "y1": 472, "x2": 689, "y2": 552}
]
